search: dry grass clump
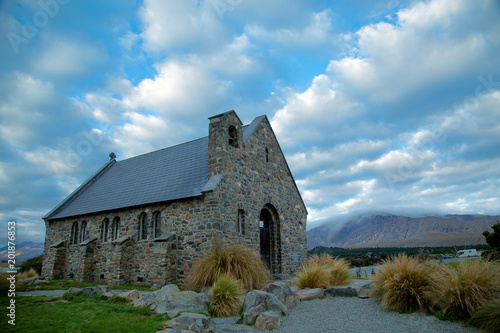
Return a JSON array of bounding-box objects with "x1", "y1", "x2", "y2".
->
[
  {"x1": 294, "y1": 254, "x2": 351, "y2": 289},
  {"x1": 329, "y1": 258, "x2": 352, "y2": 286},
  {"x1": 467, "y1": 298, "x2": 500, "y2": 333},
  {"x1": 294, "y1": 262, "x2": 330, "y2": 289},
  {"x1": 209, "y1": 274, "x2": 244, "y2": 317},
  {"x1": 371, "y1": 254, "x2": 435, "y2": 312},
  {"x1": 17, "y1": 268, "x2": 39, "y2": 278},
  {"x1": 429, "y1": 260, "x2": 500, "y2": 320},
  {"x1": 184, "y1": 240, "x2": 271, "y2": 291}
]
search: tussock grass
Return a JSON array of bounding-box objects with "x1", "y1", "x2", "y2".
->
[
  {"x1": 18, "y1": 268, "x2": 39, "y2": 278},
  {"x1": 309, "y1": 253, "x2": 335, "y2": 267},
  {"x1": 429, "y1": 260, "x2": 500, "y2": 320},
  {"x1": 294, "y1": 262, "x2": 330, "y2": 289},
  {"x1": 209, "y1": 274, "x2": 243, "y2": 317},
  {"x1": 371, "y1": 254, "x2": 435, "y2": 312},
  {"x1": 467, "y1": 298, "x2": 500, "y2": 332},
  {"x1": 185, "y1": 240, "x2": 271, "y2": 291},
  {"x1": 329, "y1": 258, "x2": 352, "y2": 286},
  {"x1": 295, "y1": 254, "x2": 352, "y2": 289}
]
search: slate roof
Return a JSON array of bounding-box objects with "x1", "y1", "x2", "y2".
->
[{"x1": 44, "y1": 117, "x2": 266, "y2": 220}]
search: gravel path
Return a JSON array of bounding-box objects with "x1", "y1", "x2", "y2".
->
[{"x1": 256, "y1": 298, "x2": 478, "y2": 333}]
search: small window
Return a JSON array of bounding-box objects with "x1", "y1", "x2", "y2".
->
[
  {"x1": 139, "y1": 213, "x2": 148, "y2": 240},
  {"x1": 237, "y1": 209, "x2": 245, "y2": 235},
  {"x1": 80, "y1": 221, "x2": 87, "y2": 243},
  {"x1": 228, "y1": 125, "x2": 239, "y2": 148},
  {"x1": 111, "y1": 217, "x2": 120, "y2": 241},
  {"x1": 153, "y1": 211, "x2": 162, "y2": 238},
  {"x1": 265, "y1": 148, "x2": 269, "y2": 162},
  {"x1": 102, "y1": 218, "x2": 109, "y2": 242},
  {"x1": 71, "y1": 222, "x2": 78, "y2": 245}
]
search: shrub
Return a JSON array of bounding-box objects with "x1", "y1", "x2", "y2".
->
[
  {"x1": 209, "y1": 274, "x2": 243, "y2": 317},
  {"x1": 467, "y1": 298, "x2": 500, "y2": 333},
  {"x1": 294, "y1": 262, "x2": 330, "y2": 289},
  {"x1": 329, "y1": 258, "x2": 352, "y2": 286},
  {"x1": 371, "y1": 254, "x2": 435, "y2": 312},
  {"x1": 429, "y1": 260, "x2": 500, "y2": 320},
  {"x1": 19, "y1": 255, "x2": 43, "y2": 275},
  {"x1": 184, "y1": 240, "x2": 271, "y2": 291}
]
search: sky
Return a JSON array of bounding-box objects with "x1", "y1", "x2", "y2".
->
[{"x1": 1, "y1": 0, "x2": 499, "y2": 247}]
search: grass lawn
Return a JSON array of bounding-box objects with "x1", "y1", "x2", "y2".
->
[
  {"x1": 0, "y1": 293, "x2": 167, "y2": 333},
  {"x1": 17, "y1": 279, "x2": 157, "y2": 292}
]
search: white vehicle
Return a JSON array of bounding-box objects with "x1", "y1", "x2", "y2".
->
[{"x1": 456, "y1": 249, "x2": 479, "y2": 257}]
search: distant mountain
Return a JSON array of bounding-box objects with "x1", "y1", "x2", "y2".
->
[
  {"x1": 0, "y1": 241, "x2": 44, "y2": 262},
  {"x1": 307, "y1": 214, "x2": 499, "y2": 249}
]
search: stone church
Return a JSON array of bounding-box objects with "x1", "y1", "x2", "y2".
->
[{"x1": 42, "y1": 111, "x2": 307, "y2": 287}]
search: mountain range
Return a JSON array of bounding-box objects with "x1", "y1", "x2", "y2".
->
[
  {"x1": 0, "y1": 241, "x2": 44, "y2": 262},
  {"x1": 307, "y1": 214, "x2": 499, "y2": 249}
]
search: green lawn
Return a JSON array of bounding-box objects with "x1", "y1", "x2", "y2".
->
[
  {"x1": 17, "y1": 279, "x2": 157, "y2": 292},
  {"x1": 0, "y1": 293, "x2": 167, "y2": 333}
]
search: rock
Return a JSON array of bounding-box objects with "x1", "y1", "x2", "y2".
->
[
  {"x1": 101, "y1": 292, "x2": 114, "y2": 298},
  {"x1": 95, "y1": 285, "x2": 110, "y2": 295},
  {"x1": 358, "y1": 282, "x2": 373, "y2": 299},
  {"x1": 168, "y1": 313, "x2": 210, "y2": 330},
  {"x1": 18, "y1": 276, "x2": 38, "y2": 284},
  {"x1": 189, "y1": 317, "x2": 214, "y2": 333},
  {"x1": 324, "y1": 286, "x2": 358, "y2": 298},
  {"x1": 255, "y1": 311, "x2": 280, "y2": 330},
  {"x1": 132, "y1": 292, "x2": 157, "y2": 308},
  {"x1": 242, "y1": 290, "x2": 287, "y2": 325},
  {"x1": 83, "y1": 287, "x2": 97, "y2": 297},
  {"x1": 212, "y1": 317, "x2": 240, "y2": 325},
  {"x1": 68, "y1": 287, "x2": 83, "y2": 295},
  {"x1": 156, "y1": 328, "x2": 185, "y2": 333},
  {"x1": 118, "y1": 289, "x2": 141, "y2": 301},
  {"x1": 261, "y1": 281, "x2": 299, "y2": 309},
  {"x1": 296, "y1": 288, "x2": 324, "y2": 301},
  {"x1": 33, "y1": 279, "x2": 50, "y2": 285},
  {"x1": 154, "y1": 286, "x2": 210, "y2": 318}
]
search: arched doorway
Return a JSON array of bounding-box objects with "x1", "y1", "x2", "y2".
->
[{"x1": 259, "y1": 204, "x2": 282, "y2": 274}]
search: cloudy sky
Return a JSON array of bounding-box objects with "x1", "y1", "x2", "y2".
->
[{"x1": 1, "y1": 0, "x2": 499, "y2": 247}]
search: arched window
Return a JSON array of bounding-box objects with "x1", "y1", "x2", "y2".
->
[
  {"x1": 102, "y1": 218, "x2": 109, "y2": 242},
  {"x1": 111, "y1": 216, "x2": 120, "y2": 241},
  {"x1": 139, "y1": 213, "x2": 148, "y2": 240},
  {"x1": 80, "y1": 221, "x2": 87, "y2": 243},
  {"x1": 228, "y1": 125, "x2": 239, "y2": 148},
  {"x1": 71, "y1": 222, "x2": 78, "y2": 245},
  {"x1": 153, "y1": 211, "x2": 162, "y2": 238},
  {"x1": 237, "y1": 209, "x2": 245, "y2": 235}
]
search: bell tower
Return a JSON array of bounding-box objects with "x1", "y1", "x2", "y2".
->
[{"x1": 207, "y1": 110, "x2": 244, "y2": 179}]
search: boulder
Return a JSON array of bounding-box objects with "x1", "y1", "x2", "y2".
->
[
  {"x1": 83, "y1": 285, "x2": 110, "y2": 297},
  {"x1": 118, "y1": 289, "x2": 141, "y2": 301},
  {"x1": 189, "y1": 317, "x2": 214, "y2": 333},
  {"x1": 133, "y1": 284, "x2": 210, "y2": 318},
  {"x1": 101, "y1": 292, "x2": 114, "y2": 298},
  {"x1": 132, "y1": 292, "x2": 157, "y2": 308},
  {"x1": 295, "y1": 288, "x2": 324, "y2": 301},
  {"x1": 261, "y1": 281, "x2": 299, "y2": 309},
  {"x1": 68, "y1": 287, "x2": 83, "y2": 295},
  {"x1": 357, "y1": 281, "x2": 373, "y2": 299},
  {"x1": 324, "y1": 286, "x2": 357, "y2": 298},
  {"x1": 255, "y1": 311, "x2": 280, "y2": 330},
  {"x1": 242, "y1": 290, "x2": 287, "y2": 325},
  {"x1": 168, "y1": 313, "x2": 210, "y2": 330}
]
